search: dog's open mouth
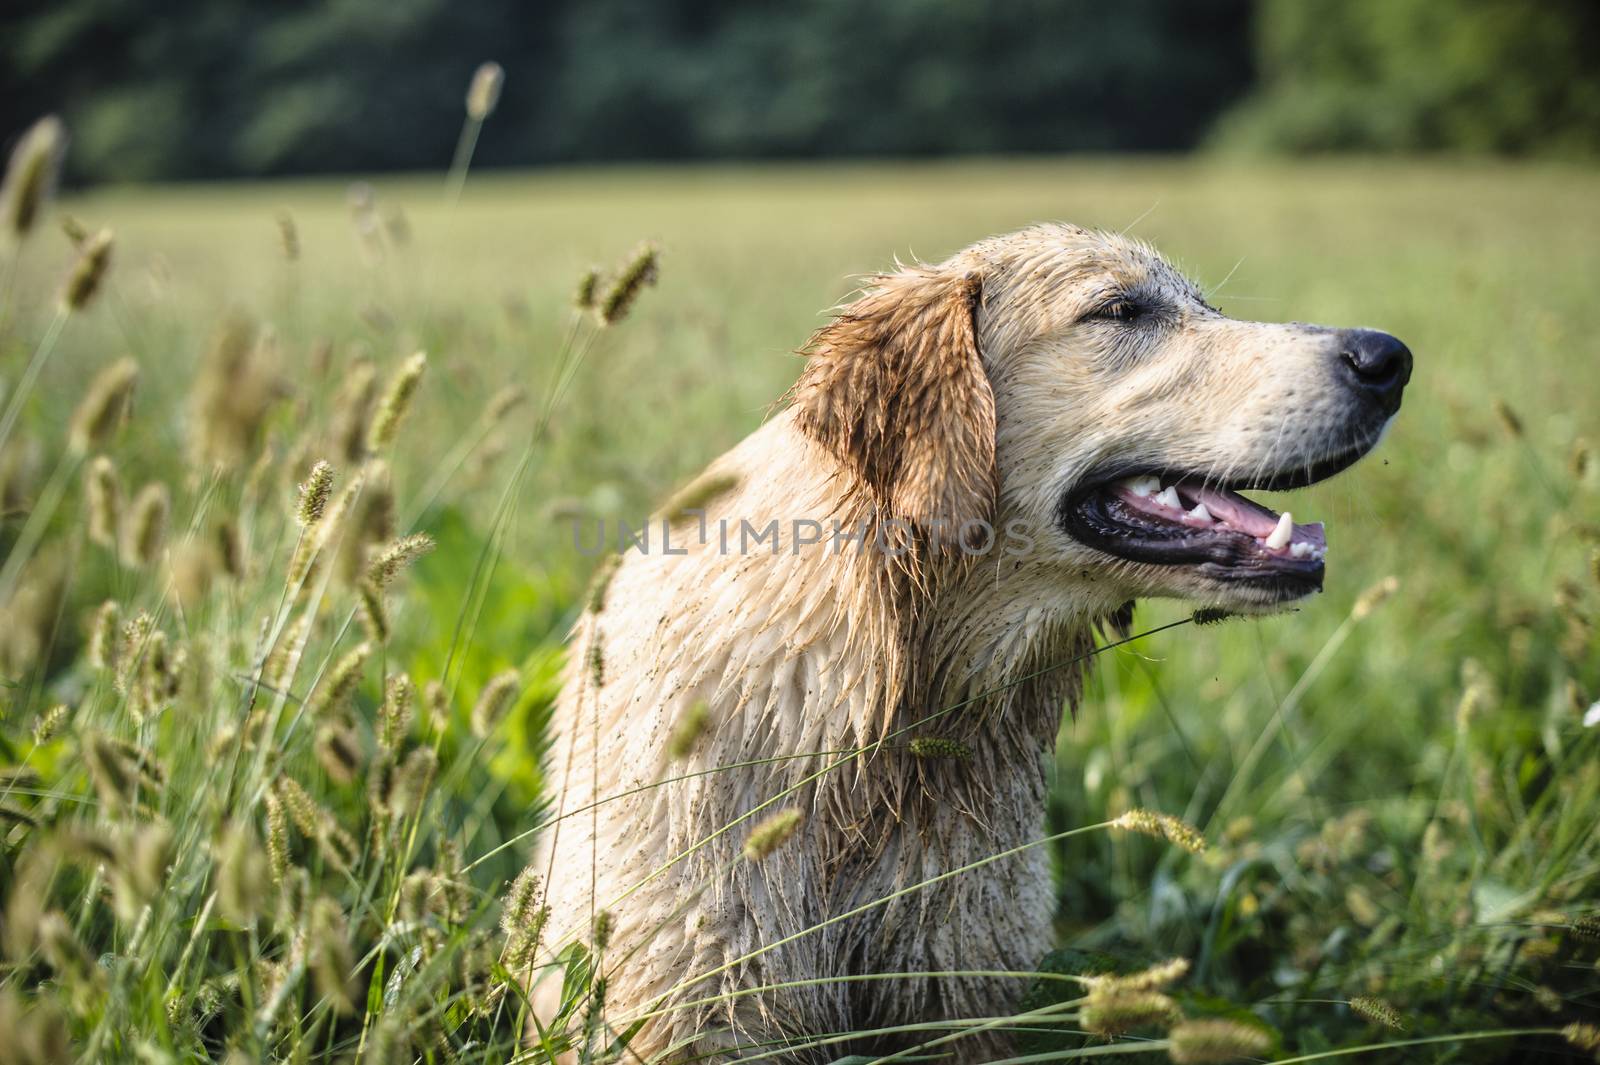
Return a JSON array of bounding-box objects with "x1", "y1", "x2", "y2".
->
[{"x1": 1062, "y1": 461, "x2": 1350, "y2": 593}]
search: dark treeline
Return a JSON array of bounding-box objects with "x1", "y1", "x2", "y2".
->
[{"x1": 2, "y1": 0, "x2": 1596, "y2": 183}]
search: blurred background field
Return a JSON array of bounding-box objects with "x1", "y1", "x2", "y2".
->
[{"x1": 4, "y1": 0, "x2": 1600, "y2": 1060}]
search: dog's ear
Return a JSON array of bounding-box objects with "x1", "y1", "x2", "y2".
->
[{"x1": 792, "y1": 266, "x2": 996, "y2": 533}]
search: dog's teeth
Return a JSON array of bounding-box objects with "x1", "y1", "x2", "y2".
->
[
  {"x1": 1123, "y1": 475, "x2": 1160, "y2": 497},
  {"x1": 1290, "y1": 541, "x2": 1313, "y2": 559},
  {"x1": 1264, "y1": 511, "x2": 1294, "y2": 551},
  {"x1": 1188, "y1": 502, "x2": 1212, "y2": 522},
  {"x1": 1155, "y1": 486, "x2": 1182, "y2": 509}
]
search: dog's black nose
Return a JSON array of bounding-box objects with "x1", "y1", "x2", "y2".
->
[{"x1": 1336, "y1": 328, "x2": 1411, "y2": 414}]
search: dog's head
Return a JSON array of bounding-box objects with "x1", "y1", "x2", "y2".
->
[{"x1": 793, "y1": 223, "x2": 1410, "y2": 611}]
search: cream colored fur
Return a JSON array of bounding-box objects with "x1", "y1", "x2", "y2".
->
[{"x1": 528, "y1": 223, "x2": 1390, "y2": 1061}]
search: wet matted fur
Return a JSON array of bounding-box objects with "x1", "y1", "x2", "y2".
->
[{"x1": 529, "y1": 223, "x2": 1410, "y2": 1061}]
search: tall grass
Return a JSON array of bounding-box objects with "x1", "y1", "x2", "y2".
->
[{"x1": 2, "y1": 88, "x2": 1599, "y2": 1063}]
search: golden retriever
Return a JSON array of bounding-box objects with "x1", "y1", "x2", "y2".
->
[{"x1": 528, "y1": 222, "x2": 1410, "y2": 1061}]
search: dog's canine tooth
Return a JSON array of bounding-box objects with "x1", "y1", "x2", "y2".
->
[
  {"x1": 1265, "y1": 511, "x2": 1294, "y2": 550},
  {"x1": 1155, "y1": 485, "x2": 1182, "y2": 509},
  {"x1": 1188, "y1": 502, "x2": 1212, "y2": 522}
]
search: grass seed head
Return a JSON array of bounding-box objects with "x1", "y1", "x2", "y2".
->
[
  {"x1": 343, "y1": 460, "x2": 395, "y2": 573},
  {"x1": 668, "y1": 700, "x2": 712, "y2": 760},
  {"x1": 267, "y1": 614, "x2": 310, "y2": 689},
  {"x1": 1348, "y1": 995, "x2": 1407, "y2": 1031},
  {"x1": 1191, "y1": 607, "x2": 1236, "y2": 626},
  {"x1": 1352, "y1": 575, "x2": 1399, "y2": 620},
  {"x1": 170, "y1": 541, "x2": 215, "y2": 611},
  {"x1": 189, "y1": 314, "x2": 287, "y2": 468},
  {"x1": 1564, "y1": 1023, "x2": 1600, "y2": 1056},
  {"x1": 314, "y1": 722, "x2": 363, "y2": 784},
  {"x1": 331, "y1": 358, "x2": 379, "y2": 461},
  {"x1": 295, "y1": 460, "x2": 334, "y2": 526},
  {"x1": 317, "y1": 824, "x2": 360, "y2": 876},
  {"x1": 60, "y1": 212, "x2": 88, "y2": 246},
  {"x1": 114, "y1": 611, "x2": 154, "y2": 695},
  {"x1": 466, "y1": 61, "x2": 505, "y2": 120},
  {"x1": 356, "y1": 580, "x2": 389, "y2": 642},
  {"x1": 1, "y1": 552, "x2": 66, "y2": 676},
  {"x1": 111, "y1": 821, "x2": 173, "y2": 921},
  {"x1": 1455, "y1": 676, "x2": 1494, "y2": 731},
  {"x1": 60, "y1": 228, "x2": 113, "y2": 312},
  {"x1": 68, "y1": 357, "x2": 139, "y2": 455},
  {"x1": 390, "y1": 746, "x2": 437, "y2": 819},
  {"x1": 1167, "y1": 1019, "x2": 1273, "y2": 1064},
  {"x1": 306, "y1": 641, "x2": 371, "y2": 720},
  {"x1": 574, "y1": 266, "x2": 601, "y2": 311},
  {"x1": 500, "y1": 865, "x2": 543, "y2": 938},
  {"x1": 216, "y1": 815, "x2": 268, "y2": 914},
  {"x1": 32, "y1": 704, "x2": 68, "y2": 745},
  {"x1": 379, "y1": 673, "x2": 414, "y2": 749},
  {"x1": 1113, "y1": 809, "x2": 1206, "y2": 854},
  {"x1": 215, "y1": 517, "x2": 244, "y2": 578},
  {"x1": 82, "y1": 731, "x2": 163, "y2": 810},
  {"x1": 485, "y1": 384, "x2": 529, "y2": 424},
  {"x1": 1079, "y1": 988, "x2": 1177, "y2": 1037},
  {"x1": 264, "y1": 791, "x2": 289, "y2": 884},
  {"x1": 383, "y1": 205, "x2": 411, "y2": 247},
  {"x1": 593, "y1": 909, "x2": 614, "y2": 952},
  {"x1": 0, "y1": 989, "x2": 70, "y2": 1064},
  {"x1": 274, "y1": 776, "x2": 326, "y2": 837},
  {"x1": 908, "y1": 736, "x2": 973, "y2": 761},
  {"x1": 275, "y1": 210, "x2": 299, "y2": 260},
  {"x1": 1493, "y1": 399, "x2": 1524, "y2": 439},
  {"x1": 500, "y1": 866, "x2": 549, "y2": 970},
  {"x1": 1087, "y1": 957, "x2": 1191, "y2": 994},
  {"x1": 663, "y1": 472, "x2": 740, "y2": 525},
  {"x1": 135, "y1": 628, "x2": 180, "y2": 721},
  {"x1": 470, "y1": 669, "x2": 520, "y2": 737},
  {"x1": 365, "y1": 747, "x2": 396, "y2": 818},
  {"x1": 598, "y1": 241, "x2": 660, "y2": 326},
  {"x1": 36, "y1": 913, "x2": 94, "y2": 985},
  {"x1": 367, "y1": 532, "x2": 434, "y2": 586},
  {"x1": 2, "y1": 115, "x2": 67, "y2": 241},
  {"x1": 1568, "y1": 913, "x2": 1600, "y2": 941},
  {"x1": 423, "y1": 679, "x2": 449, "y2": 733},
  {"x1": 119, "y1": 482, "x2": 170, "y2": 569},
  {"x1": 397, "y1": 871, "x2": 438, "y2": 924},
  {"x1": 366, "y1": 351, "x2": 427, "y2": 452},
  {"x1": 744, "y1": 808, "x2": 804, "y2": 861},
  {"x1": 306, "y1": 896, "x2": 356, "y2": 1013},
  {"x1": 0, "y1": 802, "x2": 37, "y2": 828},
  {"x1": 587, "y1": 552, "x2": 622, "y2": 613},
  {"x1": 84, "y1": 456, "x2": 120, "y2": 549},
  {"x1": 1573, "y1": 436, "x2": 1594, "y2": 482},
  {"x1": 86, "y1": 599, "x2": 120, "y2": 671}
]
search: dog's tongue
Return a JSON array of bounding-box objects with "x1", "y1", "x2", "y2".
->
[{"x1": 1113, "y1": 475, "x2": 1327, "y2": 558}]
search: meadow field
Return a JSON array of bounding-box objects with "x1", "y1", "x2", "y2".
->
[{"x1": 2, "y1": 157, "x2": 1599, "y2": 1062}]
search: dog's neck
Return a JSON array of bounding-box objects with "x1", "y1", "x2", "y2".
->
[
  {"x1": 672, "y1": 415, "x2": 1127, "y2": 835},
  {"x1": 780, "y1": 510, "x2": 1121, "y2": 851}
]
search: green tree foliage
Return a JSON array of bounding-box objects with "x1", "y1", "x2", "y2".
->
[
  {"x1": 1215, "y1": 0, "x2": 1600, "y2": 155},
  {"x1": 0, "y1": 0, "x2": 1253, "y2": 181},
  {"x1": 6, "y1": 0, "x2": 1596, "y2": 181}
]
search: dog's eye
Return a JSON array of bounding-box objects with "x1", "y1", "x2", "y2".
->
[{"x1": 1089, "y1": 298, "x2": 1146, "y2": 323}]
